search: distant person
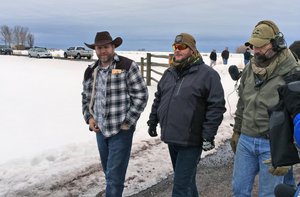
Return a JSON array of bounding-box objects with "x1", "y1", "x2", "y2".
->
[
  {"x1": 243, "y1": 48, "x2": 251, "y2": 65},
  {"x1": 81, "y1": 31, "x2": 148, "y2": 197},
  {"x1": 147, "y1": 33, "x2": 226, "y2": 196},
  {"x1": 209, "y1": 49, "x2": 217, "y2": 67},
  {"x1": 221, "y1": 47, "x2": 229, "y2": 65},
  {"x1": 231, "y1": 20, "x2": 300, "y2": 196}
]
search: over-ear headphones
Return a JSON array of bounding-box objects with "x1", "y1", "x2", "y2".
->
[{"x1": 256, "y1": 20, "x2": 286, "y2": 51}]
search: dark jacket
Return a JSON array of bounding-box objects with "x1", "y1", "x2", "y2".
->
[
  {"x1": 221, "y1": 50, "x2": 229, "y2": 59},
  {"x1": 244, "y1": 51, "x2": 251, "y2": 60},
  {"x1": 149, "y1": 60, "x2": 226, "y2": 146},
  {"x1": 210, "y1": 51, "x2": 217, "y2": 61},
  {"x1": 268, "y1": 72, "x2": 300, "y2": 167}
]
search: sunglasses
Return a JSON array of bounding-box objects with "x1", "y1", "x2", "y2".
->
[{"x1": 172, "y1": 44, "x2": 188, "y2": 51}]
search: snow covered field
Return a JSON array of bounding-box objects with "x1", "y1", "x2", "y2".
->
[{"x1": 0, "y1": 51, "x2": 243, "y2": 196}]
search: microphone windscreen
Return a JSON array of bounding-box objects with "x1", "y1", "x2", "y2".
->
[
  {"x1": 228, "y1": 65, "x2": 241, "y2": 81},
  {"x1": 274, "y1": 184, "x2": 296, "y2": 197}
]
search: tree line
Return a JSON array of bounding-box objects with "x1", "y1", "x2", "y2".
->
[{"x1": 0, "y1": 25, "x2": 34, "y2": 49}]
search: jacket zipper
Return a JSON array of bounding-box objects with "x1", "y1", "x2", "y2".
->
[
  {"x1": 162, "y1": 74, "x2": 183, "y2": 139},
  {"x1": 253, "y1": 74, "x2": 280, "y2": 134},
  {"x1": 176, "y1": 77, "x2": 185, "y2": 95}
]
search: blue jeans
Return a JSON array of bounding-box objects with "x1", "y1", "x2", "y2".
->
[
  {"x1": 223, "y1": 58, "x2": 228, "y2": 65},
  {"x1": 168, "y1": 144, "x2": 202, "y2": 197},
  {"x1": 233, "y1": 134, "x2": 284, "y2": 197},
  {"x1": 96, "y1": 128, "x2": 134, "y2": 197},
  {"x1": 283, "y1": 167, "x2": 295, "y2": 187}
]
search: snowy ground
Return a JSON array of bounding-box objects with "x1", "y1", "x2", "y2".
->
[{"x1": 0, "y1": 51, "x2": 244, "y2": 196}]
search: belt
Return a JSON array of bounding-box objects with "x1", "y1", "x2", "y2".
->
[{"x1": 259, "y1": 133, "x2": 270, "y2": 139}]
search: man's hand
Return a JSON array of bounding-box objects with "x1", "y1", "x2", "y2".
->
[
  {"x1": 120, "y1": 123, "x2": 130, "y2": 130},
  {"x1": 148, "y1": 125, "x2": 157, "y2": 137},
  {"x1": 88, "y1": 118, "x2": 100, "y2": 132},
  {"x1": 202, "y1": 138, "x2": 215, "y2": 151},
  {"x1": 269, "y1": 166, "x2": 290, "y2": 176},
  {"x1": 230, "y1": 132, "x2": 240, "y2": 154},
  {"x1": 147, "y1": 120, "x2": 158, "y2": 137},
  {"x1": 263, "y1": 159, "x2": 291, "y2": 176}
]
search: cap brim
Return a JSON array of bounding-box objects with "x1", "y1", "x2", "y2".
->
[{"x1": 245, "y1": 37, "x2": 270, "y2": 48}]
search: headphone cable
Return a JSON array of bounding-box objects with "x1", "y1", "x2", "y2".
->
[{"x1": 227, "y1": 81, "x2": 239, "y2": 119}]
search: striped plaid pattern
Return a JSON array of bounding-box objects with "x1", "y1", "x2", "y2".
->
[
  {"x1": 82, "y1": 54, "x2": 148, "y2": 137},
  {"x1": 93, "y1": 68, "x2": 109, "y2": 132}
]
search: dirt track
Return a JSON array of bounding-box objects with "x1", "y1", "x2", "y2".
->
[
  {"x1": 102, "y1": 139, "x2": 300, "y2": 197},
  {"x1": 129, "y1": 140, "x2": 239, "y2": 197}
]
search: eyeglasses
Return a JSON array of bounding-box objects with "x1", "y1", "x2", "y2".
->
[{"x1": 172, "y1": 44, "x2": 188, "y2": 51}]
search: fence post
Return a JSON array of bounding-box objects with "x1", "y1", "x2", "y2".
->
[
  {"x1": 141, "y1": 57, "x2": 144, "y2": 78},
  {"x1": 168, "y1": 53, "x2": 174, "y2": 65},
  {"x1": 146, "y1": 53, "x2": 151, "y2": 86}
]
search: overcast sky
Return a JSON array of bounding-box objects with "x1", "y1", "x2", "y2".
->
[{"x1": 1, "y1": 0, "x2": 299, "y2": 52}]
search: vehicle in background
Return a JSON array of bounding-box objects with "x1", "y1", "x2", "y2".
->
[
  {"x1": 64, "y1": 46, "x2": 93, "y2": 59},
  {"x1": 0, "y1": 45, "x2": 13, "y2": 55},
  {"x1": 28, "y1": 47, "x2": 52, "y2": 58}
]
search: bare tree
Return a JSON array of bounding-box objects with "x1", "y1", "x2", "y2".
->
[
  {"x1": 20, "y1": 26, "x2": 29, "y2": 46},
  {"x1": 27, "y1": 33, "x2": 34, "y2": 47},
  {"x1": 0, "y1": 25, "x2": 13, "y2": 46},
  {"x1": 13, "y1": 26, "x2": 22, "y2": 47},
  {"x1": 13, "y1": 26, "x2": 29, "y2": 49},
  {"x1": 1, "y1": 25, "x2": 35, "y2": 49}
]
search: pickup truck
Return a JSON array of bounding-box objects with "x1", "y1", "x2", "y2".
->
[{"x1": 64, "y1": 46, "x2": 93, "y2": 59}]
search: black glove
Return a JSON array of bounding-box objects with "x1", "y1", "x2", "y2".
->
[
  {"x1": 278, "y1": 81, "x2": 300, "y2": 118},
  {"x1": 147, "y1": 120, "x2": 158, "y2": 137},
  {"x1": 202, "y1": 138, "x2": 215, "y2": 151}
]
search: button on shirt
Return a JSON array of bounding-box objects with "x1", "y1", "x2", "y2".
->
[{"x1": 94, "y1": 66, "x2": 110, "y2": 132}]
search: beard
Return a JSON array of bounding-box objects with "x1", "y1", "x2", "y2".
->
[
  {"x1": 99, "y1": 53, "x2": 114, "y2": 65},
  {"x1": 254, "y1": 53, "x2": 267, "y2": 63},
  {"x1": 254, "y1": 48, "x2": 277, "y2": 66}
]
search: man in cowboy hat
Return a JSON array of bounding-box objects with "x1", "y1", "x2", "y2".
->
[{"x1": 81, "y1": 31, "x2": 148, "y2": 197}]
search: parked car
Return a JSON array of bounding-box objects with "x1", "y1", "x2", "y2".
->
[
  {"x1": 28, "y1": 47, "x2": 52, "y2": 58},
  {"x1": 0, "y1": 45, "x2": 13, "y2": 55},
  {"x1": 64, "y1": 46, "x2": 93, "y2": 59}
]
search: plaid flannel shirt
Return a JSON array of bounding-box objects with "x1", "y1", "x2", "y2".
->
[{"x1": 82, "y1": 54, "x2": 148, "y2": 137}]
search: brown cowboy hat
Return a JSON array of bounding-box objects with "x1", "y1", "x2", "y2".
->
[{"x1": 84, "y1": 31, "x2": 122, "y2": 49}]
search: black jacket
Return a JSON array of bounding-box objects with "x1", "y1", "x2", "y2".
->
[
  {"x1": 221, "y1": 50, "x2": 229, "y2": 59},
  {"x1": 148, "y1": 60, "x2": 226, "y2": 146},
  {"x1": 244, "y1": 51, "x2": 251, "y2": 60},
  {"x1": 210, "y1": 51, "x2": 217, "y2": 61}
]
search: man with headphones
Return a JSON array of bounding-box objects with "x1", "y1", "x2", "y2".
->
[{"x1": 231, "y1": 20, "x2": 300, "y2": 196}]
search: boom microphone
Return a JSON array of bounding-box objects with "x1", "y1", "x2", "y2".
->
[
  {"x1": 228, "y1": 65, "x2": 242, "y2": 81},
  {"x1": 274, "y1": 184, "x2": 296, "y2": 197}
]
